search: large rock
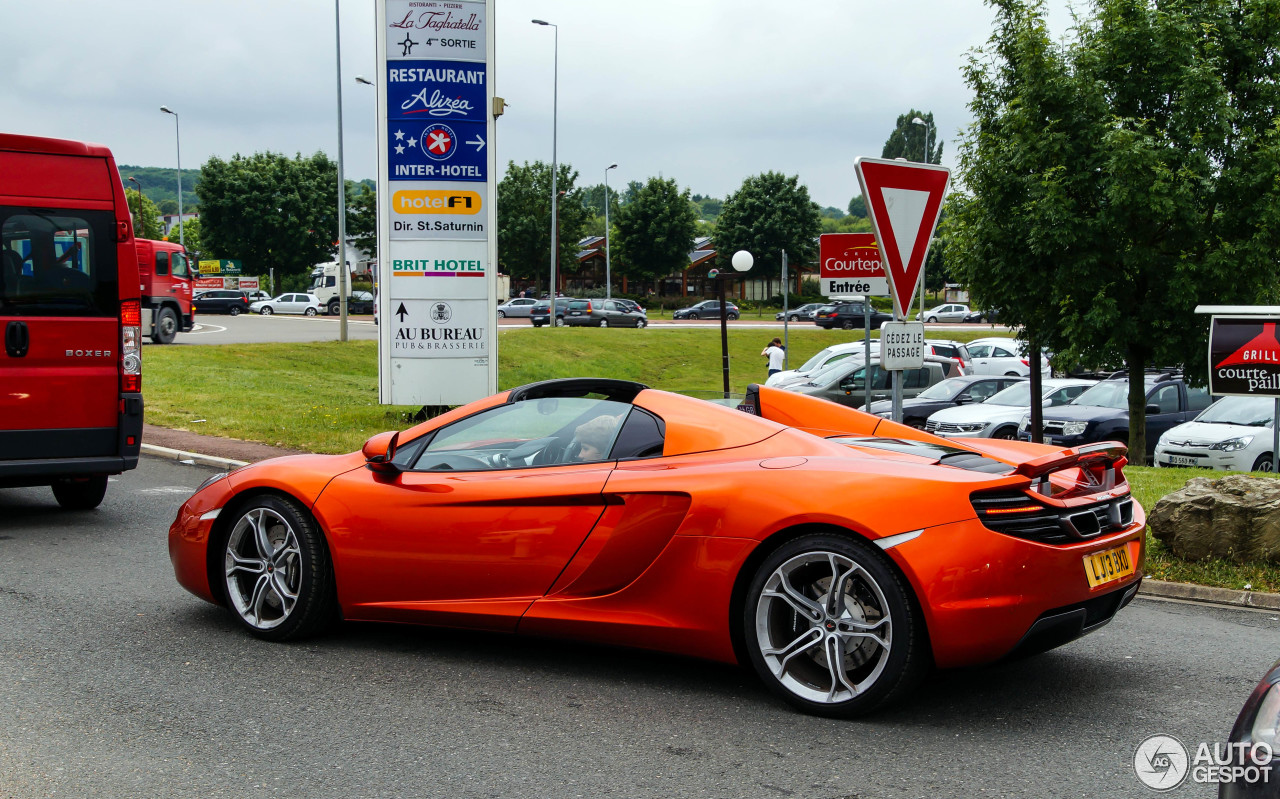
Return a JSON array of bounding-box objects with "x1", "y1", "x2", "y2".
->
[{"x1": 1148, "y1": 474, "x2": 1280, "y2": 563}]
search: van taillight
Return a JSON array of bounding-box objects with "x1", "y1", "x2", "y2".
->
[{"x1": 120, "y1": 300, "x2": 142, "y2": 392}]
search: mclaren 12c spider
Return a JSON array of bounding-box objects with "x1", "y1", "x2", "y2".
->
[{"x1": 169, "y1": 378, "x2": 1146, "y2": 717}]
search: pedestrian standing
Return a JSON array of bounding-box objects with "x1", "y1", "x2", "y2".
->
[{"x1": 762, "y1": 337, "x2": 786, "y2": 377}]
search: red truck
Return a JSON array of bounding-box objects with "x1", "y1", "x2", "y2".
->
[
  {"x1": 135, "y1": 238, "x2": 194, "y2": 343},
  {"x1": 0, "y1": 132, "x2": 144, "y2": 509}
]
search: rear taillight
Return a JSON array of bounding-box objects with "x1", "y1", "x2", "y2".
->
[
  {"x1": 1021, "y1": 358, "x2": 1030, "y2": 366},
  {"x1": 120, "y1": 300, "x2": 141, "y2": 392}
]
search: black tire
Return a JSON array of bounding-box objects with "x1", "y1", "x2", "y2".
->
[
  {"x1": 599, "y1": 318, "x2": 609, "y2": 328},
  {"x1": 218, "y1": 494, "x2": 338, "y2": 641},
  {"x1": 742, "y1": 532, "x2": 928, "y2": 718},
  {"x1": 728, "y1": 312, "x2": 739, "y2": 321},
  {"x1": 305, "y1": 307, "x2": 318, "y2": 317},
  {"x1": 1253, "y1": 454, "x2": 1275, "y2": 472},
  {"x1": 926, "y1": 316, "x2": 938, "y2": 324},
  {"x1": 1005, "y1": 371, "x2": 1021, "y2": 377},
  {"x1": 229, "y1": 306, "x2": 241, "y2": 316},
  {"x1": 51, "y1": 475, "x2": 108, "y2": 510},
  {"x1": 327, "y1": 301, "x2": 339, "y2": 316},
  {"x1": 152, "y1": 307, "x2": 178, "y2": 344},
  {"x1": 554, "y1": 316, "x2": 565, "y2": 327},
  {"x1": 991, "y1": 426, "x2": 1019, "y2": 440},
  {"x1": 688, "y1": 313, "x2": 699, "y2": 320},
  {"x1": 841, "y1": 319, "x2": 855, "y2": 330},
  {"x1": 635, "y1": 318, "x2": 647, "y2": 329},
  {"x1": 260, "y1": 306, "x2": 273, "y2": 315}
]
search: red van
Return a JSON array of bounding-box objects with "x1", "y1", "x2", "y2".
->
[{"x1": 0, "y1": 133, "x2": 144, "y2": 509}]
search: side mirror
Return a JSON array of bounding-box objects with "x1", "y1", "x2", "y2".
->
[
  {"x1": 363, "y1": 430, "x2": 401, "y2": 474},
  {"x1": 1145, "y1": 403, "x2": 1161, "y2": 415},
  {"x1": 955, "y1": 395, "x2": 974, "y2": 404}
]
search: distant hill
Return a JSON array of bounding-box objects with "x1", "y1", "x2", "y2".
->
[{"x1": 117, "y1": 165, "x2": 200, "y2": 212}]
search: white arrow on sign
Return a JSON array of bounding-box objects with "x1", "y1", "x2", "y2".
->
[{"x1": 467, "y1": 135, "x2": 485, "y2": 152}]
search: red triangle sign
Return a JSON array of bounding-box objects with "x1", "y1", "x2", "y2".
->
[{"x1": 854, "y1": 157, "x2": 951, "y2": 318}]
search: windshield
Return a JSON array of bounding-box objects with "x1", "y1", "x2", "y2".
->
[
  {"x1": 917, "y1": 377, "x2": 970, "y2": 401},
  {"x1": 1195, "y1": 395, "x2": 1274, "y2": 426},
  {"x1": 1071, "y1": 380, "x2": 1135, "y2": 410},
  {"x1": 811, "y1": 361, "x2": 861, "y2": 388},
  {"x1": 987, "y1": 382, "x2": 1034, "y2": 407},
  {"x1": 798, "y1": 347, "x2": 838, "y2": 373}
]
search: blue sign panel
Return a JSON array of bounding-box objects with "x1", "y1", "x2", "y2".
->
[
  {"x1": 388, "y1": 119, "x2": 487, "y2": 182},
  {"x1": 386, "y1": 60, "x2": 486, "y2": 123}
]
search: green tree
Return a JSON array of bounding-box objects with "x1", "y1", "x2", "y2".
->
[
  {"x1": 169, "y1": 216, "x2": 203, "y2": 260},
  {"x1": 125, "y1": 188, "x2": 163, "y2": 240},
  {"x1": 348, "y1": 183, "x2": 377, "y2": 258},
  {"x1": 949, "y1": 0, "x2": 1280, "y2": 463},
  {"x1": 614, "y1": 177, "x2": 699, "y2": 284},
  {"x1": 158, "y1": 199, "x2": 179, "y2": 215},
  {"x1": 881, "y1": 110, "x2": 942, "y2": 164},
  {"x1": 847, "y1": 194, "x2": 866, "y2": 218},
  {"x1": 197, "y1": 151, "x2": 340, "y2": 279},
  {"x1": 496, "y1": 160, "x2": 590, "y2": 293},
  {"x1": 578, "y1": 183, "x2": 621, "y2": 220},
  {"x1": 714, "y1": 172, "x2": 822, "y2": 289}
]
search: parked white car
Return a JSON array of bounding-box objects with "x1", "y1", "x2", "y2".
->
[
  {"x1": 250, "y1": 293, "x2": 322, "y2": 316},
  {"x1": 926, "y1": 378, "x2": 1097, "y2": 439},
  {"x1": 1154, "y1": 395, "x2": 1276, "y2": 472},
  {"x1": 919, "y1": 303, "x2": 970, "y2": 323},
  {"x1": 765, "y1": 342, "x2": 879, "y2": 388},
  {"x1": 966, "y1": 337, "x2": 1051, "y2": 378}
]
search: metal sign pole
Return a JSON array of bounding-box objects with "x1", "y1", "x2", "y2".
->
[
  {"x1": 891, "y1": 304, "x2": 903, "y2": 422},
  {"x1": 1274, "y1": 397, "x2": 1278, "y2": 473},
  {"x1": 864, "y1": 305, "x2": 871, "y2": 414},
  {"x1": 781, "y1": 249, "x2": 789, "y2": 368}
]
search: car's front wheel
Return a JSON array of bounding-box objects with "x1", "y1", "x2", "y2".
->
[
  {"x1": 992, "y1": 426, "x2": 1019, "y2": 440},
  {"x1": 260, "y1": 306, "x2": 273, "y2": 315},
  {"x1": 926, "y1": 316, "x2": 938, "y2": 323},
  {"x1": 219, "y1": 494, "x2": 337, "y2": 641},
  {"x1": 497, "y1": 310, "x2": 506, "y2": 318},
  {"x1": 1253, "y1": 454, "x2": 1275, "y2": 472},
  {"x1": 743, "y1": 533, "x2": 927, "y2": 717},
  {"x1": 635, "y1": 318, "x2": 647, "y2": 328},
  {"x1": 728, "y1": 312, "x2": 739, "y2": 321}
]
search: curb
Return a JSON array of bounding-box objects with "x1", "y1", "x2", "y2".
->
[
  {"x1": 141, "y1": 443, "x2": 248, "y2": 471},
  {"x1": 1139, "y1": 578, "x2": 1280, "y2": 612}
]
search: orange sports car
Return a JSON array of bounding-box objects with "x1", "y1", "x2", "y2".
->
[{"x1": 169, "y1": 378, "x2": 1145, "y2": 717}]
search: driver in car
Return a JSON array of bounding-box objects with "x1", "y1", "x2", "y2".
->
[{"x1": 572, "y1": 415, "x2": 619, "y2": 462}]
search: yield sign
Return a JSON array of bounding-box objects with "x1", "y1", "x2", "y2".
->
[{"x1": 854, "y1": 157, "x2": 951, "y2": 318}]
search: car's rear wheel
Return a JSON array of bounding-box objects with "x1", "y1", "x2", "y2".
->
[
  {"x1": 743, "y1": 533, "x2": 926, "y2": 717},
  {"x1": 992, "y1": 426, "x2": 1019, "y2": 440},
  {"x1": 1253, "y1": 454, "x2": 1275, "y2": 472},
  {"x1": 305, "y1": 307, "x2": 318, "y2": 317},
  {"x1": 260, "y1": 306, "x2": 273, "y2": 315},
  {"x1": 152, "y1": 307, "x2": 178, "y2": 344},
  {"x1": 220, "y1": 494, "x2": 337, "y2": 641},
  {"x1": 51, "y1": 475, "x2": 108, "y2": 510},
  {"x1": 599, "y1": 319, "x2": 609, "y2": 328},
  {"x1": 229, "y1": 306, "x2": 241, "y2": 316}
]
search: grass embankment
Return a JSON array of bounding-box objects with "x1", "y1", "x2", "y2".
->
[{"x1": 143, "y1": 328, "x2": 1280, "y2": 593}]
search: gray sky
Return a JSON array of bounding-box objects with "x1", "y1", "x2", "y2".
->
[{"x1": 1, "y1": 0, "x2": 1077, "y2": 210}]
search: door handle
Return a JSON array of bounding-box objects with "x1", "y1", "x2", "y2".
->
[{"x1": 5, "y1": 320, "x2": 29, "y2": 358}]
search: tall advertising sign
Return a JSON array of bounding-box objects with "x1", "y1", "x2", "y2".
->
[
  {"x1": 818, "y1": 233, "x2": 888, "y2": 297},
  {"x1": 1208, "y1": 318, "x2": 1280, "y2": 397},
  {"x1": 376, "y1": 0, "x2": 497, "y2": 405}
]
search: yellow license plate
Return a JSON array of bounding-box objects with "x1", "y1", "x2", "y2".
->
[{"x1": 1083, "y1": 544, "x2": 1136, "y2": 588}]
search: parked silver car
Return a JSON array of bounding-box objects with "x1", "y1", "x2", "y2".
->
[
  {"x1": 497, "y1": 297, "x2": 539, "y2": 318},
  {"x1": 919, "y1": 303, "x2": 971, "y2": 323}
]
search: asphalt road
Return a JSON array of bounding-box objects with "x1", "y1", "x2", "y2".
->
[
  {"x1": 160, "y1": 313, "x2": 998, "y2": 345},
  {"x1": 3, "y1": 457, "x2": 1270, "y2": 798}
]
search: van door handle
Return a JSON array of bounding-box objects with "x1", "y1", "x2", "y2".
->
[{"x1": 5, "y1": 320, "x2": 29, "y2": 358}]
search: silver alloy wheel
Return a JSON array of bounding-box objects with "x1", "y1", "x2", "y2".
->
[
  {"x1": 599, "y1": 319, "x2": 609, "y2": 328},
  {"x1": 755, "y1": 550, "x2": 892, "y2": 705},
  {"x1": 225, "y1": 507, "x2": 303, "y2": 630}
]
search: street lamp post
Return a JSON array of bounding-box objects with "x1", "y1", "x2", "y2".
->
[
  {"x1": 159, "y1": 106, "x2": 183, "y2": 250},
  {"x1": 333, "y1": 0, "x2": 349, "y2": 341},
  {"x1": 715, "y1": 250, "x2": 754, "y2": 398},
  {"x1": 911, "y1": 116, "x2": 933, "y2": 318},
  {"x1": 532, "y1": 19, "x2": 558, "y2": 312},
  {"x1": 604, "y1": 163, "x2": 617, "y2": 299}
]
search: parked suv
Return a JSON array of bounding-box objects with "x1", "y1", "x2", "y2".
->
[
  {"x1": 813, "y1": 300, "x2": 892, "y2": 330},
  {"x1": 192, "y1": 289, "x2": 250, "y2": 316},
  {"x1": 1020, "y1": 371, "x2": 1213, "y2": 456},
  {"x1": 783, "y1": 354, "x2": 961, "y2": 409},
  {"x1": 563, "y1": 298, "x2": 648, "y2": 328}
]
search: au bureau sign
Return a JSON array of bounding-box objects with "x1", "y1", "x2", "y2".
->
[{"x1": 376, "y1": 0, "x2": 497, "y2": 405}]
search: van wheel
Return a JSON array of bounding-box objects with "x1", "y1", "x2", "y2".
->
[
  {"x1": 229, "y1": 306, "x2": 241, "y2": 316},
  {"x1": 51, "y1": 475, "x2": 108, "y2": 510},
  {"x1": 152, "y1": 307, "x2": 178, "y2": 344}
]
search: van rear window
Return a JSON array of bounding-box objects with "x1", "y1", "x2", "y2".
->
[{"x1": 1, "y1": 207, "x2": 118, "y2": 317}]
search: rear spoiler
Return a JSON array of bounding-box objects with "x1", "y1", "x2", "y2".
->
[{"x1": 1014, "y1": 442, "x2": 1128, "y2": 497}]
